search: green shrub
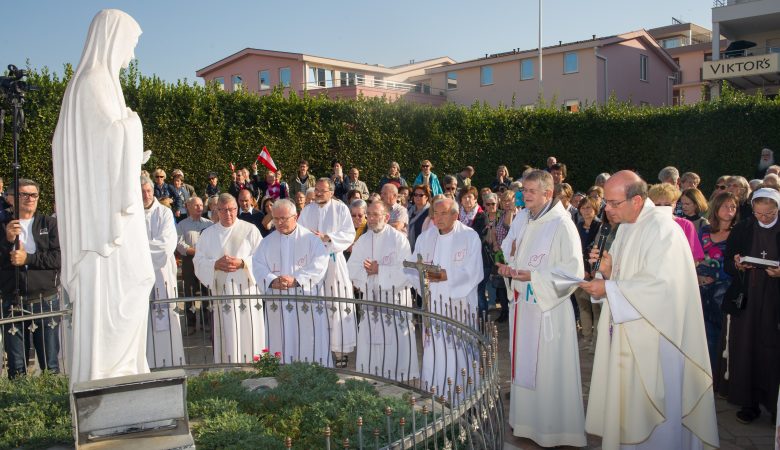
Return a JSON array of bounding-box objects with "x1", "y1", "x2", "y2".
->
[{"x1": 4, "y1": 63, "x2": 779, "y2": 215}]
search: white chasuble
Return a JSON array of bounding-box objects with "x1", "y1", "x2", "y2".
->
[
  {"x1": 348, "y1": 226, "x2": 420, "y2": 381},
  {"x1": 52, "y1": 10, "x2": 154, "y2": 386},
  {"x1": 298, "y1": 200, "x2": 357, "y2": 352},
  {"x1": 507, "y1": 202, "x2": 586, "y2": 448},
  {"x1": 406, "y1": 221, "x2": 482, "y2": 400},
  {"x1": 585, "y1": 199, "x2": 718, "y2": 450},
  {"x1": 253, "y1": 225, "x2": 330, "y2": 366},
  {"x1": 144, "y1": 199, "x2": 185, "y2": 368},
  {"x1": 194, "y1": 220, "x2": 264, "y2": 364}
]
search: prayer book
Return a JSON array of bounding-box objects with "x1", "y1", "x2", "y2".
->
[{"x1": 739, "y1": 255, "x2": 780, "y2": 269}]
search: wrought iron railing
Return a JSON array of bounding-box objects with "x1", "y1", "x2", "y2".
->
[{"x1": 1, "y1": 285, "x2": 505, "y2": 449}]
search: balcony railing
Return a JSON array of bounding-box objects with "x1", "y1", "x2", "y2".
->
[
  {"x1": 302, "y1": 76, "x2": 447, "y2": 96},
  {"x1": 714, "y1": 0, "x2": 764, "y2": 7},
  {"x1": 720, "y1": 46, "x2": 780, "y2": 59},
  {"x1": 1, "y1": 285, "x2": 504, "y2": 449}
]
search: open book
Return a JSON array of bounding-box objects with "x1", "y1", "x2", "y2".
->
[{"x1": 739, "y1": 255, "x2": 780, "y2": 269}]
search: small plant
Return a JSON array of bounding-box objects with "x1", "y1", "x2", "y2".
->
[{"x1": 252, "y1": 348, "x2": 282, "y2": 377}]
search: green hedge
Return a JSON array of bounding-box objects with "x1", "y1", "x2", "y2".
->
[{"x1": 2, "y1": 62, "x2": 779, "y2": 213}]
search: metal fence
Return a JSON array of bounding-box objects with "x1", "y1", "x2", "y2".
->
[{"x1": 1, "y1": 284, "x2": 504, "y2": 449}]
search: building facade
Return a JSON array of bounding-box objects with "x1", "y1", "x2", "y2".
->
[
  {"x1": 706, "y1": 0, "x2": 780, "y2": 98},
  {"x1": 195, "y1": 49, "x2": 454, "y2": 106}
]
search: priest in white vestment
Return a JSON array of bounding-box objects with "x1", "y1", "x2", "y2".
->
[
  {"x1": 252, "y1": 199, "x2": 331, "y2": 366},
  {"x1": 348, "y1": 201, "x2": 420, "y2": 381},
  {"x1": 497, "y1": 170, "x2": 586, "y2": 447},
  {"x1": 297, "y1": 178, "x2": 357, "y2": 365},
  {"x1": 580, "y1": 171, "x2": 719, "y2": 450},
  {"x1": 141, "y1": 179, "x2": 185, "y2": 368},
  {"x1": 406, "y1": 197, "x2": 483, "y2": 399},
  {"x1": 194, "y1": 193, "x2": 265, "y2": 365},
  {"x1": 52, "y1": 9, "x2": 155, "y2": 386},
  {"x1": 500, "y1": 207, "x2": 529, "y2": 357}
]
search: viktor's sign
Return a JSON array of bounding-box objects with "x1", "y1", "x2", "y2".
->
[{"x1": 703, "y1": 53, "x2": 780, "y2": 80}]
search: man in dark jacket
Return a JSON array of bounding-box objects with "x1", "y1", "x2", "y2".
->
[{"x1": 1, "y1": 179, "x2": 61, "y2": 378}]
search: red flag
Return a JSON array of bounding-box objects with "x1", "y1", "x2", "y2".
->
[{"x1": 257, "y1": 146, "x2": 278, "y2": 172}]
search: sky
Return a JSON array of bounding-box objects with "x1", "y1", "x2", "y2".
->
[{"x1": 2, "y1": 0, "x2": 713, "y2": 84}]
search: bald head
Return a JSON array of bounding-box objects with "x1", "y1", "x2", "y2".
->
[{"x1": 603, "y1": 170, "x2": 647, "y2": 224}]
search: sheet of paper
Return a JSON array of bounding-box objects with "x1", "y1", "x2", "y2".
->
[{"x1": 549, "y1": 268, "x2": 586, "y2": 290}]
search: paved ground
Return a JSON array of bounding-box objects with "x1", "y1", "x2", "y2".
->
[{"x1": 488, "y1": 309, "x2": 778, "y2": 450}]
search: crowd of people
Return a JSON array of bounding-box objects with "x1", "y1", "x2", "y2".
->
[{"x1": 2, "y1": 147, "x2": 780, "y2": 449}]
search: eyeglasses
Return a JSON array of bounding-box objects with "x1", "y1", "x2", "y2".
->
[
  {"x1": 274, "y1": 215, "x2": 296, "y2": 222},
  {"x1": 421, "y1": 165, "x2": 430, "y2": 168},
  {"x1": 351, "y1": 213, "x2": 364, "y2": 218},
  {"x1": 314, "y1": 189, "x2": 331, "y2": 194},
  {"x1": 445, "y1": 186, "x2": 457, "y2": 191},
  {"x1": 19, "y1": 192, "x2": 39, "y2": 200},
  {"x1": 155, "y1": 176, "x2": 165, "y2": 179},
  {"x1": 605, "y1": 199, "x2": 629, "y2": 208},
  {"x1": 753, "y1": 209, "x2": 778, "y2": 219},
  {"x1": 485, "y1": 202, "x2": 497, "y2": 206},
  {"x1": 715, "y1": 184, "x2": 726, "y2": 190}
]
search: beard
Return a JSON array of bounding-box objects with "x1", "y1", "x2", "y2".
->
[
  {"x1": 758, "y1": 155, "x2": 775, "y2": 171},
  {"x1": 369, "y1": 223, "x2": 386, "y2": 233}
]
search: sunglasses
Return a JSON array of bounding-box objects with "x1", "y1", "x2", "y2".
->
[
  {"x1": 715, "y1": 184, "x2": 726, "y2": 190},
  {"x1": 421, "y1": 165, "x2": 430, "y2": 168},
  {"x1": 413, "y1": 193, "x2": 426, "y2": 197}
]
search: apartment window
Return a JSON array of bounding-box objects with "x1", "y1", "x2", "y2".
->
[
  {"x1": 308, "y1": 67, "x2": 334, "y2": 88},
  {"x1": 279, "y1": 68, "x2": 291, "y2": 87},
  {"x1": 213, "y1": 77, "x2": 225, "y2": 90},
  {"x1": 564, "y1": 52, "x2": 578, "y2": 74},
  {"x1": 231, "y1": 75, "x2": 243, "y2": 92},
  {"x1": 520, "y1": 59, "x2": 534, "y2": 80},
  {"x1": 660, "y1": 37, "x2": 684, "y2": 49},
  {"x1": 447, "y1": 72, "x2": 458, "y2": 90},
  {"x1": 481, "y1": 66, "x2": 494, "y2": 86},
  {"x1": 640, "y1": 55, "x2": 648, "y2": 81},
  {"x1": 564, "y1": 99, "x2": 580, "y2": 112},
  {"x1": 339, "y1": 71, "x2": 362, "y2": 86},
  {"x1": 258, "y1": 70, "x2": 270, "y2": 90}
]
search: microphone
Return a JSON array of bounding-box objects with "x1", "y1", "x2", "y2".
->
[{"x1": 591, "y1": 210, "x2": 612, "y2": 272}]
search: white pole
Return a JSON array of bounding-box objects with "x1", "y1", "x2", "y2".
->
[{"x1": 538, "y1": 0, "x2": 543, "y2": 101}]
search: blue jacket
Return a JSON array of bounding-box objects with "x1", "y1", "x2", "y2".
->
[{"x1": 413, "y1": 172, "x2": 443, "y2": 196}]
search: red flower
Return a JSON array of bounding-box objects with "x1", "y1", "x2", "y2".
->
[
  {"x1": 253, "y1": 355, "x2": 260, "y2": 362},
  {"x1": 262, "y1": 348, "x2": 269, "y2": 353},
  {"x1": 274, "y1": 351, "x2": 282, "y2": 358}
]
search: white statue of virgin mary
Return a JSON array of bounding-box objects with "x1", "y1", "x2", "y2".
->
[{"x1": 52, "y1": 9, "x2": 155, "y2": 386}]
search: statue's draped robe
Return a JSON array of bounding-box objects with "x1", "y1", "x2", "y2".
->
[{"x1": 52, "y1": 9, "x2": 154, "y2": 386}]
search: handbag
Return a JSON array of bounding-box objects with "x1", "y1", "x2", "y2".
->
[{"x1": 722, "y1": 271, "x2": 747, "y2": 314}]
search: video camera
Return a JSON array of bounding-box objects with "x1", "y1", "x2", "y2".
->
[{"x1": 0, "y1": 64, "x2": 36, "y2": 100}]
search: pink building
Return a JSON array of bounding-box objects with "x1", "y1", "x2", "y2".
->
[
  {"x1": 195, "y1": 49, "x2": 454, "y2": 106},
  {"x1": 410, "y1": 30, "x2": 679, "y2": 108},
  {"x1": 648, "y1": 22, "x2": 726, "y2": 105}
]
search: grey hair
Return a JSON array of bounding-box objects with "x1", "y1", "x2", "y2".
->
[
  {"x1": 510, "y1": 180, "x2": 523, "y2": 192},
  {"x1": 140, "y1": 176, "x2": 153, "y2": 187},
  {"x1": 381, "y1": 183, "x2": 398, "y2": 195},
  {"x1": 272, "y1": 198, "x2": 297, "y2": 216},
  {"x1": 625, "y1": 179, "x2": 649, "y2": 201},
  {"x1": 523, "y1": 170, "x2": 554, "y2": 193},
  {"x1": 317, "y1": 177, "x2": 335, "y2": 192},
  {"x1": 8, "y1": 178, "x2": 40, "y2": 194},
  {"x1": 483, "y1": 192, "x2": 498, "y2": 203},
  {"x1": 217, "y1": 193, "x2": 237, "y2": 206},
  {"x1": 658, "y1": 166, "x2": 680, "y2": 184},
  {"x1": 185, "y1": 196, "x2": 203, "y2": 207},
  {"x1": 595, "y1": 172, "x2": 610, "y2": 184},
  {"x1": 432, "y1": 196, "x2": 458, "y2": 214},
  {"x1": 350, "y1": 199, "x2": 367, "y2": 212},
  {"x1": 367, "y1": 199, "x2": 387, "y2": 215},
  {"x1": 305, "y1": 187, "x2": 315, "y2": 195}
]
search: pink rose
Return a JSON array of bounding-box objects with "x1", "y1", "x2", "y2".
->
[
  {"x1": 274, "y1": 351, "x2": 282, "y2": 358},
  {"x1": 262, "y1": 348, "x2": 269, "y2": 353},
  {"x1": 253, "y1": 355, "x2": 260, "y2": 362}
]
